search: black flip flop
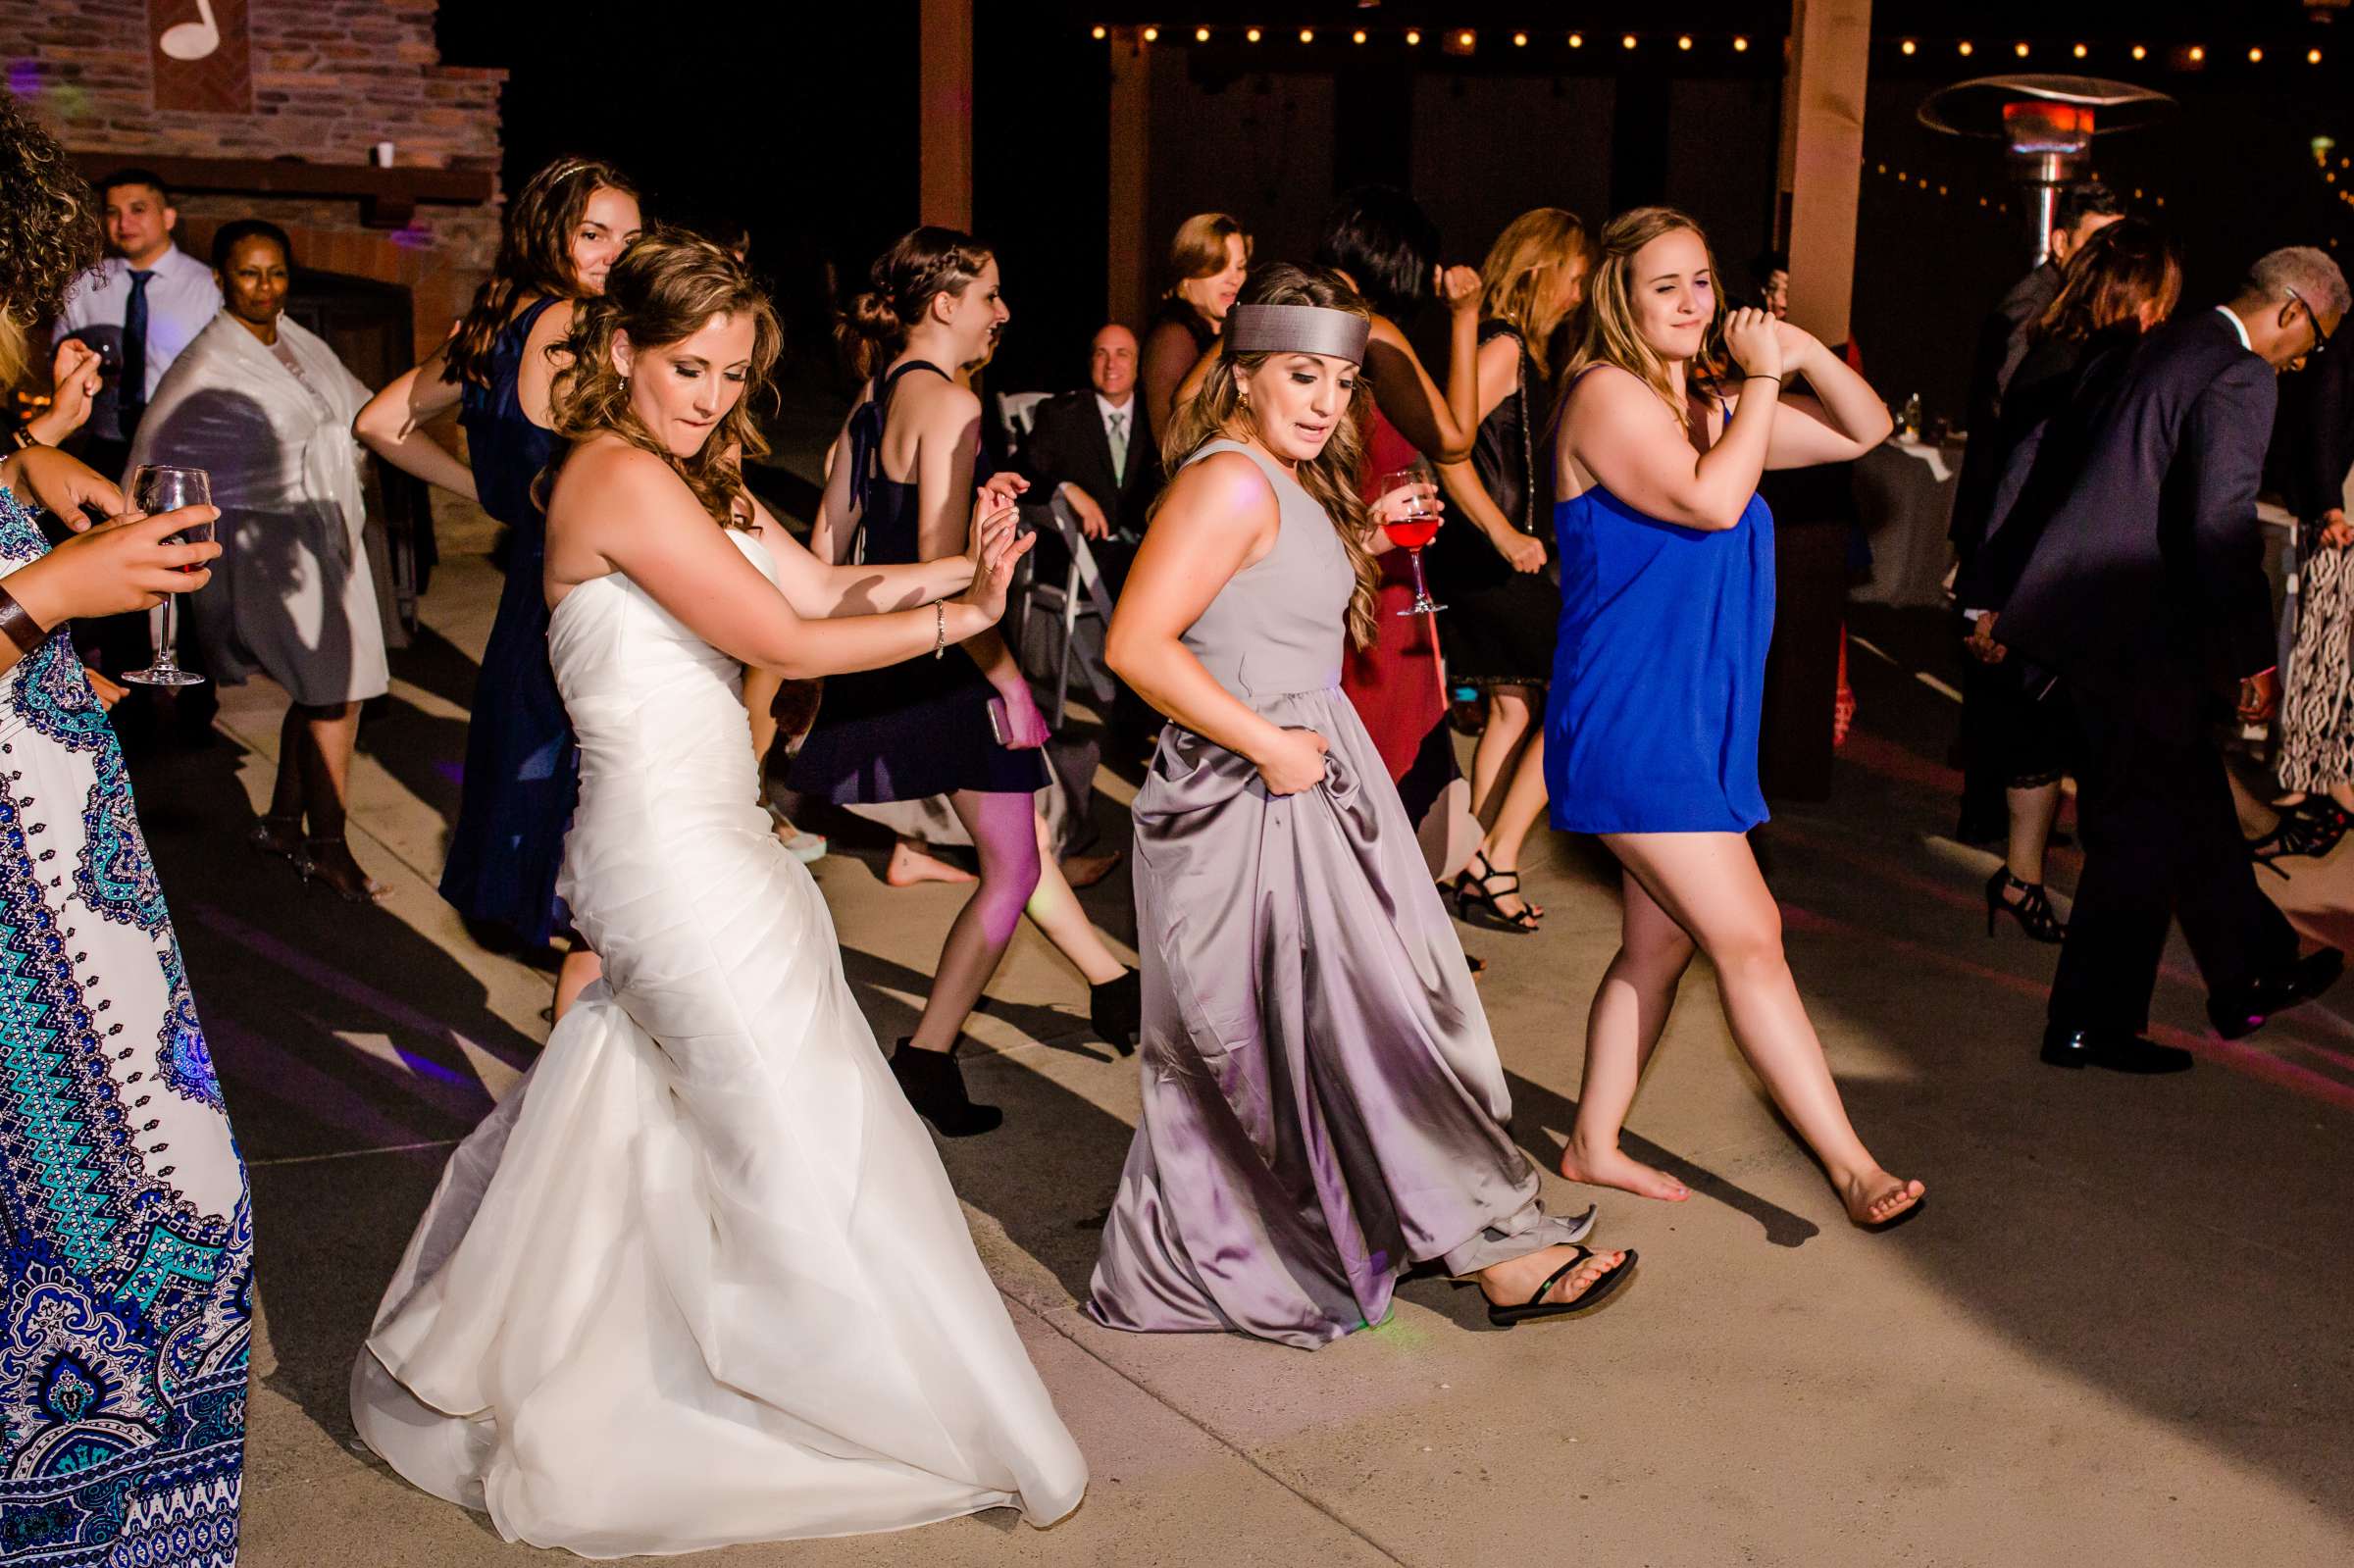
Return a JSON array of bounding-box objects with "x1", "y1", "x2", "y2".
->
[{"x1": 1460, "y1": 1245, "x2": 1638, "y2": 1327}]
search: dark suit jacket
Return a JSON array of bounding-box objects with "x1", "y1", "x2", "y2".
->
[
  {"x1": 1952, "y1": 262, "x2": 2064, "y2": 554},
  {"x1": 2000, "y1": 309, "x2": 2279, "y2": 738},
  {"x1": 1021, "y1": 391, "x2": 1164, "y2": 541}
]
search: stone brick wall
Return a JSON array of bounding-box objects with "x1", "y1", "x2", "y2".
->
[{"x1": 5, "y1": 0, "x2": 506, "y2": 366}]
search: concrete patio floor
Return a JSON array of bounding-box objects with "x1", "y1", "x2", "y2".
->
[{"x1": 140, "y1": 502, "x2": 2354, "y2": 1567}]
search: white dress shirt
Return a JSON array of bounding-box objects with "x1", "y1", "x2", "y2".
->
[
  {"x1": 2215, "y1": 303, "x2": 2253, "y2": 352},
  {"x1": 55, "y1": 245, "x2": 223, "y2": 401}
]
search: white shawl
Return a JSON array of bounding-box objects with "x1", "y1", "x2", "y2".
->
[{"x1": 127, "y1": 311, "x2": 387, "y2": 704}]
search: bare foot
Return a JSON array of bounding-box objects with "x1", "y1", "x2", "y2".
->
[
  {"x1": 1558, "y1": 1135, "x2": 1691, "y2": 1202},
  {"x1": 1840, "y1": 1169, "x2": 1925, "y2": 1227},
  {"x1": 1061, "y1": 850, "x2": 1123, "y2": 889},
  {"x1": 1474, "y1": 1241, "x2": 1629, "y2": 1308},
  {"x1": 886, "y1": 840, "x2": 977, "y2": 887}
]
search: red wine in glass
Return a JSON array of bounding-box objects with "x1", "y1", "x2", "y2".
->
[
  {"x1": 121, "y1": 464, "x2": 212, "y2": 687},
  {"x1": 1378, "y1": 463, "x2": 1446, "y2": 615}
]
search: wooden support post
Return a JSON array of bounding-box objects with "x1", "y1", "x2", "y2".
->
[
  {"x1": 919, "y1": 0, "x2": 973, "y2": 230},
  {"x1": 1107, "y1": 28, "x2": 1152, "y2": 330},
  {"x1": 1778, "y1": 0, "x2": 1871, "y2": 345}
]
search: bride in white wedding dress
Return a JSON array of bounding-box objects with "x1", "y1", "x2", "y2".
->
[{"x1": 349, "y1": 234, "x2": 1087, "y2": 1555}]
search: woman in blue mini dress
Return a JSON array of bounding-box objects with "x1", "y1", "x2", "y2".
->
[{"x1": 1546, "y1": 207, "x2": 1922, "y2": 1229}]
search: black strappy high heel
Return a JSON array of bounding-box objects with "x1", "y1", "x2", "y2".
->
[
  {"x1": 1984, "y1": 867, "x2": 2065, "y2": 943},
  {"x1": 1451, "y1": 850, "x2": 1542, "y2": 934},
  {"x1": 2248, "y1": 798, "x2": 2350, "y2": 877}
]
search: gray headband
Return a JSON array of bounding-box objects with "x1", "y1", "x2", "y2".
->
[{"x1": 1225, "y1": 303, "x2": 1370, "y2": 363}]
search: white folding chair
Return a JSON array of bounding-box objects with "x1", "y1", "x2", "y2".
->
[
  {"x1": 1011, "y1": 489, "x2": 1119, "y2": 730},
  {"x1": 996, "y1": 390, "x2": 1050, "y2": 459}
]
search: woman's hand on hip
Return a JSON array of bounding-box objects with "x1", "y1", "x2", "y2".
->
[{"x1": 1254, "y1": 726, "x2": 1329, "y2": 795}]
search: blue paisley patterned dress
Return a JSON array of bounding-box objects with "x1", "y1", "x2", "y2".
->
[{"x1": 0, "y1": 485, "x2": 251, "y2": 1566}]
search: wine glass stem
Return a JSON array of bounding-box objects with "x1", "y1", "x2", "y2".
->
[
  {"x1": 1407, "y1": 547, "x2": 1432, "y2": 606},
  {"x1": 155, "y1": 595, "x2": 179, "y2": 672}
]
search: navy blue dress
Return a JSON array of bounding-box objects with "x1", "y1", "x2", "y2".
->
[
  {"x1": 1546, "y1": 480, "x2": 1776, "y2": 835},
  {"x1": 439, "y1": 297, "x2": 573, "y2": 946},
  {"x1": 789, "y1": 361, "x2": 1049, "y2": 803}
]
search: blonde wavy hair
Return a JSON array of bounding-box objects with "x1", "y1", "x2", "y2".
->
[
  {"x1": 546, "y1": 229, "x2": 782, "y2": 531},
  {"x1": 0, "y1": 89, "x2": 103, "y2": 389},
  {"x1": 1157, "y1": 264, "x2": 1380, "y2": 649},
  {"x1": 1565, "y1": 205, "x2": 1727, "y2": 422},
  {"x1": 1477, "y1": 207, "x2": 1591, "y2": 382}
]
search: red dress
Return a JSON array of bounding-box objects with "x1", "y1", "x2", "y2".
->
[{"x1": 1342, "y1": 407, "x2": 1457, "y2": 826}]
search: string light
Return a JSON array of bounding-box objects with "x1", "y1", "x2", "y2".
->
[
  {"x1": 1458, "y1": 30, "x2": 1474, "y2": 49},
  {"x1": 1142, "y1": 25, "x2": 1158, "y2": 42},
  {"x1": 1568, "y1": 32, "x2": 1584, "y2": 48},
  {"x1": 1678, "y1": 35, "x2": 1694, "y2": 51},
  {"x1": 1353, "y1": 28, "x2": 1366, "y2": 45},
  {"x1": 1733, "y1": 36, "x2": 1749, "y2": 53},
  {"x1": 1900, "y1": 39, "x2": 1916, "y2": 55},
  {"x1": 1245, "y1": 26, "x2": 1260, "y2": 43},
  {"x1": 1091, "y1": 25, "x2": 1106, "y2": 39},
  {"x1": 1195, "y1": 25, "x2": 1209, "y2": 42},
  {"x1": 1621, "y1": 33, "x2": 1637, "y2": 50},
  {"x1": 1405, "y1": 28, "x2": 1420, "y2": 45},
  {"x1": 2132, "y1": 44, "x2": 2148, "y2": 60},
  {"x1": 2073, "y1": 43, "x2": 2088, "y2": 59},
  {"x1": 2313, "y1": 48, "x2": 2326, "y2": 65},
  {"x1": 2188, "y1": 45, "x2": 2205, "y2": 62},
  {"x1": 1958, "y1": 40, "x2": 1973, "y2": 57},
  {"x1": 1513, "y1": 31, "x2": 1528, "y2": 48},
  {"x1": 2249, "y1": 46, "x2": 2264, "y2": 64},
  {"x1": 2014, "y1": 41, "x2": 2029, "y2": 58},
  {"x1": 1299, "y1": 27, "x2": 1313, "y2": 43}
]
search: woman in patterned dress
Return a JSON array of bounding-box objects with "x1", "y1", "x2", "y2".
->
[{"x1": 0, "y1": 86, "x2": 251, "y2": 1566}]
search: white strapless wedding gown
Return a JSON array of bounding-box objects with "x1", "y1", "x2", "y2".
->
[{"x1": 349, "y1": 533, "x2": 1087, "y2": 1556}]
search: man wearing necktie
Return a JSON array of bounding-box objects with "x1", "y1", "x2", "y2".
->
[
  {"x1": 1019, "y1": 324, "x2": 1168, "y2": 752},
  {"x1": 1021, "y1": 324, "x2": 1165, "y2": 584},
  {"x1": 50, "y1": 169, "x2": 224, "y2": 723},
  {"x1": 53, "y1": 168, "x2": 223, "y2": 481}
]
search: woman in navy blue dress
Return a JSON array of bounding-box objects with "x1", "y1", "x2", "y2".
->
[
  {"x1": 790, "y1": 228, "x2": 1055, "y2": 1137},
  {"x1": 357, "y1": 158, "x2": 641, "y2": 1019},
  {"x1": 1546, "y1": 207, "x2": 1922, "y2": 1229}
]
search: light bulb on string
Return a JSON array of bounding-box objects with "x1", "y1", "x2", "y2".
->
[
  {"x1": 2312, "y1": 48, "x2": 2326, "y2": 65},
  {"x1": 1900, "y1": 39, "x2": 1916, "y2": 56},
  {"x1": 1353, "y1": 29, "x2": 1366, "y2": 45},
  {"x1": 1142, "y1": 25, "x2": 1157, "y2": 42},
  {"x1": 1299, "y1": 27, "x2": 1313, "y2": 44},
  {"x1": 1621, "y1": 33, "x2": 1637, "y2": 50},
  {"x1": 2189, "y1": 45, "x2": 2205, "y2": 63},
  {"x1": 1513, "y1": 31, "x2": 1528, "y2": 48},
  {"x1": 1678, "y1": 35, "x2": 1693, "y2": 52},
  {"x1": 1405, "y1": 28, "x2": 1420, "y2": 45},
  {"x1": 1568, "y1": 33, "x2": 1584, "y2": 48},
  {"x1": 1733, "y1": 36, "x2": 1749, "y2": 53},
  {"x1": 1091, "y1": 25, "x2": 1106, "y2": 40},
  {"x1": 2014, "y1": 42, "x2": 2029, "y2": 59},
  {"x1": 1458, "y1": 30, "x2": 1475, "y2": 50},
  {"x1": 1196, "y1": 26, "x2": 1209, "y2": 42},
  {"x1": 2249, "y1": 47, "x2": 2264, "y2": 64},
  {"x1": 2131, "y1": 44, "x2": 2148, "y2": 61},
  {"x1": 1246, "y1": 26, "x2": 1260, "y2": 43},
  {"x1": 1959, "y1": 41, "x2": 1973, "y2": 57},
  {"x1": 2073, "y1": 43, "x2": 2088, "y2": 60}
]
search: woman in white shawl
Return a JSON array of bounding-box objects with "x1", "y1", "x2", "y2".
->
[{"x1": 129, "y1": 219, "x2": 389, "y2": 899}]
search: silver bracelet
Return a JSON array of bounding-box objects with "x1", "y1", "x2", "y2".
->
[{"x1": 932, "y1": 600, "x2": 947, "y2": 660}]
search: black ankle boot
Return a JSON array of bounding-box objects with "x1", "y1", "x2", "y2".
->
[
  {"x1": 1090, "y1": 969, "x2": 1141, "y2": 1056},
  {"x1": 888, "y1": 1039, "x2": 1002, "y2": 1137}
]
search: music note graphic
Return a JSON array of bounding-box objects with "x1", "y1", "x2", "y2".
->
[{"x1": 159, "y1": 0, "x2": 223, "y2": 62}]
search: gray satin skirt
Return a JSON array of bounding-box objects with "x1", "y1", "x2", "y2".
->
[{"x1": 1086, "y1": 688, "x2": 1589, "y2": 1349}]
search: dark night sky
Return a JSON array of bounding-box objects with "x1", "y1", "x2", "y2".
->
[{"x1": 435, "y1": 2, "x2": 2354, "y2": 419}]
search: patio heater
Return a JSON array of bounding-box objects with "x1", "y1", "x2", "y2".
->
[{"x1": 1918, "y1": 76, "x2": 2176, "y2": 264}]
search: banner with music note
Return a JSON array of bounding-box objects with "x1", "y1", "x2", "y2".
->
[{"x1": 149, "y1": 0, "x2": 250, "y2": 115}]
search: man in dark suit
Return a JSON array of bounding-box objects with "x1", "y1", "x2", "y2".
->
[
  {"x1": 2000, "y1": 248, "x2": 2350, "y2": 1072},
  {"x1": 1950, "y1": 183, "x2": 2127, "y2": 842},
  {"x1": 1020, "y1": 324, "x2": 1164, "y2": 594}
]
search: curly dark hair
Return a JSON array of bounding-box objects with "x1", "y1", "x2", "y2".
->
[
  {"x1": 0, "y1": 88, "x2": 104, "y2": 386},
  {"x1": 443, "y1": 155, "x2": 638, "y2": 390}
]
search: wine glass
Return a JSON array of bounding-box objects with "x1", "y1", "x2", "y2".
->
[
  {"x1": 1378, "y1": 461, "x2": 1447, "y2": 616},
  {"x1": 120, "y1": 464, "x2": 212, "y2": 687}
]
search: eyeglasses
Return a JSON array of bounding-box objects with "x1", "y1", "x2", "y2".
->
[{"x1": 2287, "y1": 286, "x2": 2334, "y2": 357}]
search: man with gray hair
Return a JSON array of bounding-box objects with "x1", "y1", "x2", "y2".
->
[{"x1": 2000, "y1": 246, "x2": 2348, "y2": 1074}]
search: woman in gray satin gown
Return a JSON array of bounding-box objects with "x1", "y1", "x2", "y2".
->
[{"x1": 1085, "y1": 266, "x2": 1637, "y2": 1349}]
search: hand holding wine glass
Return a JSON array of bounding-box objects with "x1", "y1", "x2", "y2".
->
[
  {"x1": 1376, "y1": 460, "x2": 1448, "y2": 615},
  {"x1": 120, "y1": 465, "x2": 215, "y2": 686}
]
